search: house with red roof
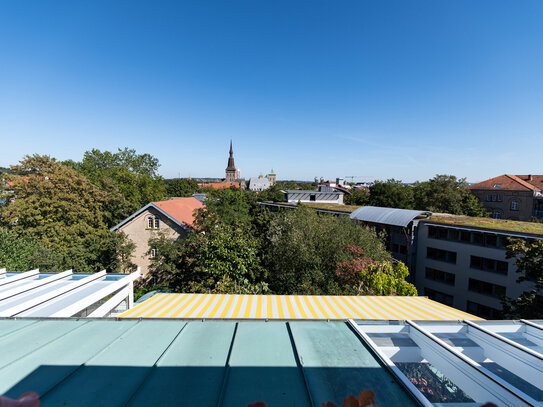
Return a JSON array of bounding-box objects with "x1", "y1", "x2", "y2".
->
[
  {"x1": 469, "y1": 174, "x2": 543, "y2": 221},
  {"x1": 111, "y1": 197, "x2": 204, "y2": 274}
]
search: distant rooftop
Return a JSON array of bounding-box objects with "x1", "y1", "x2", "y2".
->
[{"x1": 428, "y1": 214, "x2": 543, "y2": 236}]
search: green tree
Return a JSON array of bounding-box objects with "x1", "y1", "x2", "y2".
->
[
  {"x1": 257, "y1": 184, "x2": 285, "y2": 202},
  {"x1": 263, "y1": 207, "x2": 391, "y2": 294},
  {"x1": 502, "y1": 238, "x2": 543, "y2": 318},
  {"x1": 335, "y1": 245, "x2": 417, "y2": 295},
  {"x1": 0, "y1": 228, "x2": 62, "y2": 271},
  {"x1": 1, "y1": 154, "x2": 135, "y2": 273},
  {"x1": 69, "y1": 148, "x2": 166, "y2": 225},
  {"x1": 194, "y1": 187, "x2": 257, "y2": 231},
  {"x1": 165, "y1": 178, "x2": 200, "y2": 197},
  {"x1": 147, "y1": 222, "x2": 267, "y2": 294},
  {"x1": 345, "y1": 188, "x2": 369, "y2": 206},
  {"x1": 369, "y1": 179, "x2": 414, "y2": 209},
  {"x1": 413, "y1": 175, "x2": 485, "y2": 216}
]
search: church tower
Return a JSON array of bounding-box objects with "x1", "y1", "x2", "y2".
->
[{"x1": 225, "y1": 140, "x2": 239, "y2": 182}]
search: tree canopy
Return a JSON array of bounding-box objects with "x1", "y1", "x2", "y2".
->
[
  {"x1": 502, "y1": 238, "x2": 543, "y2": 319},
  {"x1": 1, "y1": 154, "x2": 135, "y2": 273}
]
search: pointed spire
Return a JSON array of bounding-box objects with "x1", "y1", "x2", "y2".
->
[{"x1": 229, "y1": 139, "x2": 233, "y2": 156}]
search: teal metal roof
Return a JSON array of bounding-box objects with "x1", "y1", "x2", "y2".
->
[{"x1": 0, "y1": 318, "x2": 418, "y2": 407}]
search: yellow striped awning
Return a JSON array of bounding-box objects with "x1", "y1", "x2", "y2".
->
[{"x1": 119, "y1": 294, "x2": 483, "y2": 321}]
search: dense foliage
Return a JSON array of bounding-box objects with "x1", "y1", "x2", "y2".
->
[
  {"x1": 368, "y1": 175, "x2": 485, "y2": 216},
  {"x1": 66, "y1": 148, "x2": 166, "y2": 226},
  {"x1": 0, "y1": 154, "x2": 135, "y2": 273},
  {"x1": 502, "y1": 238, "x2": 543, "y2": 319},
  {"x1": 164, "y1": 178, "x2": 200, "y2": 197}
]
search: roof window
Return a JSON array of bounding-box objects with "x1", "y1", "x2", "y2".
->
[{"x1": 493, "y1": 183, "x2": 502, "y2": 188}]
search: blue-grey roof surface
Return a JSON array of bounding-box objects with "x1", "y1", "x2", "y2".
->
[
  {"x1": 350, "y1": 206, "x2": 432, "y2": 228},
  {"x1": 0, "y1": 318, "x2": 418, "y2": 407}
]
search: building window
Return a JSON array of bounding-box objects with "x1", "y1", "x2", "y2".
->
[
  {"x1": 468, "y1": 278, "x2": 506, "y2": 297},
  {"x1": 310, "y1": 194, "x2": 316, "y2": 202},
  {"x1": 150, "y1": 248, "x2": 157, "y2": 258},
  {"x1": 147, "y1": 216, "x2": 160, "y2": 229},
  {"x1": 467, "y1": 301, "x2": 501, "y2": 319},
  {"x1": 510, "y1": 200, "x2": 519, "y2": 211},
  {"x1": 425, "y1": 267, "x2": 455, "y2": 286},
  {"x1": 493, "y1": 183, "x2": 502, "y2": 188},
  {"x1": 491, "y1": 210, "x2": 501, "y2": 219},
  {"x1": 470, "y1": 255, "x2": 508, "y2": 275},
  {"x1": 425, "y1": 287, "x2": 454, "y2": 306},
  {"x1": 427, "y1": 247, "x2": 457, "y2": 264}
]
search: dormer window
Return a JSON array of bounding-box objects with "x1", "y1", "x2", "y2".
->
[{"x1": 493, "y1": 183, "x2": 502, "y2": 188}]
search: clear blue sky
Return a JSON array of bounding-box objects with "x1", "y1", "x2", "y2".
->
[{"x1": 1, "y1": 1, "x2": 542, "y2": 182}]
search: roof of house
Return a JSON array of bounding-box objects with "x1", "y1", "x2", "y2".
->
[
  {"x1": 350, "y1": 206, "x2": 432, "y2": 228},
  {"x1": 198, "y1": 182, "x2": 240, "y2": 189},
  {"x1": 1, "y1": 318, "x2": 542, "y2": 406},
  {"x1": 110, "y1": 197, "x2": 203, "y2": 231},
  {"x1": 469, "y1": 174, "x2": 542, "y2": 191},
  {"x1": 118, "y1": 293, "x2": 481, "y2": 320},
  {"x1": 152, "y1": 197, "x2": 203, "y2": 228}
]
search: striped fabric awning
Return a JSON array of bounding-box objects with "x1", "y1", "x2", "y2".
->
[{"x1": 119, "y1": 293, "x2": 482, "y2": 321}]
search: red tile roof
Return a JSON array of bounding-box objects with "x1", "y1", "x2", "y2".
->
[
  {"x1": 469, "y1": 174, "x2": 541, "y2": 191},
  {"x1": 152, "y1": 197, "x2": 204, "y2": 228},
  {"x1": 198, "y1": 182, "x2": 240, "y2": 189},
  {"x1": 516, "y1": 174, "x2": 543, "y2": 190}
]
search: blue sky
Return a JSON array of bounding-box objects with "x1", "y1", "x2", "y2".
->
[{"x1": 1, "y1": 1, "x2": 542, "y2": 182}]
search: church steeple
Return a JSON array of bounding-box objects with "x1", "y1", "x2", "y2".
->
[
  {"x1": 226, "y1": 140, "x2": 236, "y2": 171},
  {"x1": 225, "y1": 140, "x2": 239, "y2": 182}
]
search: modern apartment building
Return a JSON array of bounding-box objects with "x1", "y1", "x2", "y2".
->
[
  {"x1": 469, "y1": 174, "x2": 543, "y2": 220},
  {"x1": 414, "y1": 214, "x2": 543, "y2": 318}
]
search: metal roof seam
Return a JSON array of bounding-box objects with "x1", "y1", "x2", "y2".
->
[
  {"x1": 215, "y1": 322, "x2": 239, "y2": 407},
  {"x1": 0, "y1": 319, "x2": 92, "y2": 371},
  {"x1": 37, "y1": 320, "x2": 143, "y2": 400},
  {"x1": 119, "y1": 322, "x2": 189, "y2": 407},
  {"x1": 286, "y1": 321, "x2": 315, "y2": 407}
]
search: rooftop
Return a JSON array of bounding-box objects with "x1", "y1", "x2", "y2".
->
[
  {"x1": 427, "y1": 214, "x2": 543, "y2": 236},
  {"x1": 119, "y1": 293, "x2": 481, "y2": 321},
  {"x1": 469, "y1": 174, "x2": 542, "y2": 192},
  {"x1": 1, "y1": 318, "x2": 542, "y2": 406},
  {"x1": 260, "y1": 201, "x2": 361, "y2": 213},
  {"x1": 152, "y1": 197, "x2": 203, "y2": 228}
]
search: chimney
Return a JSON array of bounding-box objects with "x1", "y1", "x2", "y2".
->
[{"x1": 529, "y1": 174, "x2": 533, "y2": 181}]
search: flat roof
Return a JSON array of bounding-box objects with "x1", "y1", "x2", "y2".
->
[
  {"x1": 0, "y1": 319, "x2": 419, "y2": 407},
  {"x1": 259, "y1": 201, "x2": 361, "y2": 213},
  {"x1": 1, "y1": 318, "x2": 542, "y2": 406},
  {"x1": 118, "y1": 293, "x2": 482, "y2": 321},
  {"x1": 427, "y1": 214, "x2": 543, "y2": 236}
]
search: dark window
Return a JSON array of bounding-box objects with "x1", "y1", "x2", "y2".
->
[
  {"x1": 154, "y1": 217, "x2": 160, "y2": 229},
  {"x1": 467, "y1": 301, "x2": 501, "y2": 319},
  {"x1": 485, "y1": 234, "x2": 497, "y2": 247},
  {"x1": 425, "y1": 267, "x2": 455, "y2": 286},
  {"x1": 468, "y1": 278, "x2": 506, "y2": 297},
  {"x1": 448, "y1": 229, "x2": 459, "y2": 241},
  {"x1": 147, "y1": 217, "x2": 153, "y2": 229},
  {"x1": 427, "y1": 247, "x2": 457, "y2": 264},
  {"x1": 472, "y1": 232, "x2": 484, "y2": 245},
  {"x1": 511, "y1": 200, "x2": 519, "y2": 211},
  {"x1": 497, "y1": 194, "x2": 503, "y2": 202},
  {"x1": 460, "y1": 231, "x2": 471, "y2": 242},
  {"x1": 470, "y1": 256, "x2": 508, "y2": 275},
  {"x1": 425, "y1": 287, "x2": 454, "y2": 306},
  {"x1": 310, "y1": 194, "x2": 316, "y2": 202}
]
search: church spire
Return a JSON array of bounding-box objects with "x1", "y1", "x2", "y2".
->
[{"x1": 225, "y1": 140, "x2": 238, "y2": 182}]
